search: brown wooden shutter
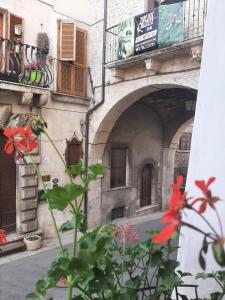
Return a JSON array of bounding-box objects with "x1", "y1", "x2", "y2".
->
[
  {"x1": 74, "y1": 28, "x2": 87, "y2": 97},
  {"x1": 59, "y1": 21, "x2": 76, "y2": 61},
  {"x1": 65, "y1": 139, "x2": 83, "y2": 166},
  {"x1": 111, "y1": 148, "x2": 127, "y2": 188}
]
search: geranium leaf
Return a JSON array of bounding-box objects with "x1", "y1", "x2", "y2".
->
[{"x1": 45, "y1": 184, "x2": 87, "y2": 211}]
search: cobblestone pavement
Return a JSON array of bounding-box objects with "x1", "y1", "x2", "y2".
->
[{"x1": 0, "y1": 212, "x2": 164, "y2": 300}]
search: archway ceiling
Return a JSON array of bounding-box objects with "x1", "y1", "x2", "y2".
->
[{"x1": 139, "y1": 88, "x2": 197, "y2": 124}]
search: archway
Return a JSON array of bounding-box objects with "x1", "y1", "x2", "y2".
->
[
  {"x1": 162, "y1": 117, "x2": 194, "y2": 209},
  {"x1": 88, "y1": 82, "x2": 197, "y2": 227},
  {"x1": 0, "y1": 130, "x2": 16, "y2": 233}
]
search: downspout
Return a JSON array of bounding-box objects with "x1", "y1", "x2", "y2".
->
[{"x1": 84, "y1": 0, "x2": 108, "y2": 217}]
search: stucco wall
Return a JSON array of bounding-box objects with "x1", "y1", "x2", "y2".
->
[
  {"x1": 177, "y1": 0, "x2": 225, "y2": 297},
  {"x1": 101, "y1": 102, "x2": 163, "y2": 223}
]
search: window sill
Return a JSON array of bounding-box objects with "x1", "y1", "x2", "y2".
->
[
  {"x1": 106, "y1": 186, "x2": 133, "y2": 192},
  {"x1": 52, "y1": 91, "x2": 90, "y2": 106},
  {"x1": 136, "y1": 204, "x2": 159, "y2": 213}
]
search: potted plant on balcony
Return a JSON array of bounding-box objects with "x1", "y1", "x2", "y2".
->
[{"x1": 24, "y1": 62, "x2": 44, "y2": 85}]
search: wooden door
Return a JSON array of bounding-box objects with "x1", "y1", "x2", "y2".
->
[
  {"x1": 0, "y1": 130, "x2": 16, "y2": 233},
  {"x1": 140, "y1": 164, "x2": 152, "y2": 207},
  {"x1": 0, "y1": 14, "x2": 3, "y2": 70}
]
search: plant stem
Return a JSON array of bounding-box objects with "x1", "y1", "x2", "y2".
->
[
  {"x1": 214, "y1": 207, "x2": 224, "y2": 237},
  {"x1": 44, "y1": 130, "x2": 67, "y2": 168},
  {"x1": 188, "y1": 206, "x2": 220, "y2": 238},
  {"x1": 26, "y1": 152, "x2": 63, "y2": 250},
  {"x1": 76, "y1": 284, "x2": 94, "y2": 299},
  {"x1": 181, "y1": 221, "x2": 217, "y2": 242},
  {"x1": 70, "y1": 204, "x2": 78, "y2": 257},
  {"x1": 121, "y1": 238, "x2": 126, "y2": 286},
  {"x1": 67, "y1": 284, "x2": 73, "y2": 300}
]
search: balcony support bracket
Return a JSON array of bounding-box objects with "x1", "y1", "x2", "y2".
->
[
  {"x1": 34, "y1": 93, "x2": 50, "y2": 107},
  {"x1": 145, "y1": 58, "x2": 161, "y2": 74},
  {"x1": 20, "y1": 92, "x2": 33, "y2": 106},
  {"x1": 111, "y1": 68, "x2": 126, "y2": 79}
]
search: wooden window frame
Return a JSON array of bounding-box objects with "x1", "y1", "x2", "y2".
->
[
  {"x1": 57, "y1": 21, "x2": 87, "y2": 97},
  {"x1": 110, "y1": 146, "x2": 129, "y2": 189},
  {"x1": 65, "y1": 133, "x2": 83, "y2": 167}
]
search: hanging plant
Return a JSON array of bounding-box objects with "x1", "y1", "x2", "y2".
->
[{"x1": 36, "y1": 32, "x2": 50, "y2": 51}]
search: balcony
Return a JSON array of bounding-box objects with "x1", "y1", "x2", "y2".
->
[
  {"x1": 0, "y1": 37, "x2": 52, "y2": 88},
  {"x1": 105, "y1": 0, "x2": 207, "y2": 68}
]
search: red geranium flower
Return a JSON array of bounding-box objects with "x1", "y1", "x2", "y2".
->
[
  {"x1": 112, "y1": 224, "x2": 138, "y2": 243},
  {"x1": 4, "y1": 128, "x2": 23, "y2": 155},
  {"x1": 19, "y1": 127, "x2": 38, "y2": 153},
  {"x1": 4, "y1": 127, "x2": 38, "y2": 159},
  {"x1": 153, "y1": 176, "x2": 186, "y2": 244},
  {"x1": 191, "y1": 177, "x2": 219, "y2": 213}
]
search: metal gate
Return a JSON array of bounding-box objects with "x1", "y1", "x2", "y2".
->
[{"x1": 0, "y1": 130, "x2": 16, "y2": 233}]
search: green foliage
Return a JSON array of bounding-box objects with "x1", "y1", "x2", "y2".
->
[
  {"x1": 59, "y1": 209, "x2": 87, "y2": 233},
  {"x1": 44, "y1": 184, "x2": 87, "y2": 211},
  {"x1": 212, "y1": 243, "x2": 225, "y2": 267},
  {"x1": 27, "y1": 224, "x2": 186, "y2": 299},
  {"x1": 197, "y1": 270, "x2": 225, "y2": 300}
]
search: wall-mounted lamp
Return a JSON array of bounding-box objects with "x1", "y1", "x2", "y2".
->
[{"x1": 185, "y1": 100, "x2": 196, "y2": 112}]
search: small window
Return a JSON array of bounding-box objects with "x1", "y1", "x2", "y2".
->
[
  {"x1": 110, "y1": 147, "x2": 128, "y2": 188},
  {"x1": 111, "y1": 206, "x2": 125, "y2": 220},
  {"x1": 179, "y1": 132, "x2": 192, "y2": 150},
  {"x1": 65, "y1": 134, "x2": 83, "y2": 166}
]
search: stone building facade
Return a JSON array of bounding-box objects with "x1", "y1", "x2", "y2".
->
[
  {"x1": 0, "y1": 0, "x2": 92, "y2": 238},
  {"x1": 0, "y1": 0, "x2": 206, "y2": 239},
  {"x1": 86, "y1": 0, "x2": 205, "y2": 227}
]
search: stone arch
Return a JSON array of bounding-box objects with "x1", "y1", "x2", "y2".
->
[
  {"x1": 162, "y1": 117, "x2": 194, "y2": 209},
  {"x1": 88, "y1": 77, "x2": 198, "y2": 227},
  {"x1": 89, "y1": 80, "x2": 198, "y2": 164}
]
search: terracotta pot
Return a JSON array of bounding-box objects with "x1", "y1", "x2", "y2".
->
[{"x1": 24, "y1": 235, "x2": 42, "y2": 251}]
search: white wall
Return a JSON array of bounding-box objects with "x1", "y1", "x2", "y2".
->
[{"x1": 177, "y1": 0, "x2": 225, "y2": 297}]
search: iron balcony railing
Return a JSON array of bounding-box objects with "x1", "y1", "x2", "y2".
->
[
  {"x1": 0, "y1": 37, "x2": 53, "y2": 88},
  {"x1": 105, "y1": 0, "x2": 208, "y2": 64}
]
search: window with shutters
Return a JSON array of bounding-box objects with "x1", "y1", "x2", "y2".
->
[
  {"x1": 65, "y1": 135, "x2": 83, "y2": 166},
  {"x1": 57, "y1": 21, "x2": 87, "y2": 97},
  {"x1": 110, "y1": 147, "x2": 129, "y2": 188}
]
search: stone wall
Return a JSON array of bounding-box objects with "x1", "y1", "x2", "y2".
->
[{"x1": 101, "y1": 102, "x2": 163, "y2": 223}]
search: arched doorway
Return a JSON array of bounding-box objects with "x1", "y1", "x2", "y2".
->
[
  {"x1": 0, "y1": 130, "x2": 16, "y2": 233},
  {"x1": 140, "y1": 164, "x2": 153, "y2": 207}
]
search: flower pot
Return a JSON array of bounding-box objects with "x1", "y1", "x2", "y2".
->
[
  {"x1": 24, "y1": 235, "x2": 42, "y2": 251},
  {"x1": 29, "y1": 70, "x2": 43, "y2": 85}
]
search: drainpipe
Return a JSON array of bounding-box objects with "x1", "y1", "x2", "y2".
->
[{"x1": 84, "y1": 0, "x2": 108, "y2": 217}]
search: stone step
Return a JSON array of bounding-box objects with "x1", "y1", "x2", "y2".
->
[{"x1": 0, "y1": 240, "x2": 26, "y2": 257}]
